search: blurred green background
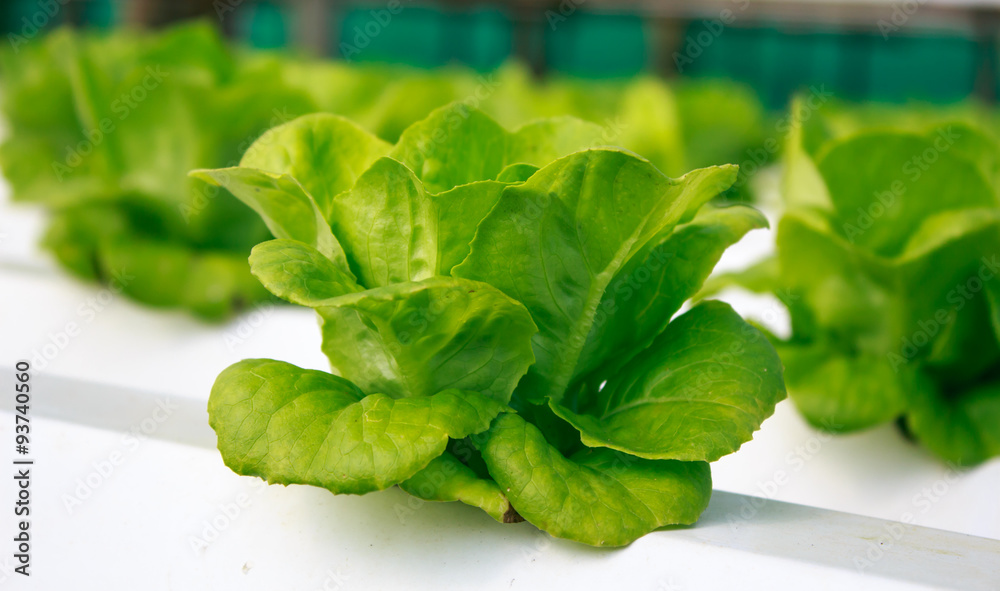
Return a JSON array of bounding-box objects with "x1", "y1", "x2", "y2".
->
[{"x1": 2, "y1": 0, "x2": 995, "y2": 109}]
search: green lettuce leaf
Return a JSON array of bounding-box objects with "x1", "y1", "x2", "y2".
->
[
  {"x1": 576, "y1": 204, "x2": 768, "y2": 381},
  {"x1": 816, "y1": 131, "x2": 994, "y2": 257},
  {"x1": 208, "y1": 113, "x2": 391, "y2": 217},
  {"x1": 987, "y1": 280, "x2": 1000, "y2": 342},
  {"x1": 244, "y1": 239, "x2": 361, "y2": 304},
  {"x1": 313, "y1": 279, "x2": 536, "y2": 404},
  {"x1": 453, "y1": 148, "x2": 738, "y2": 404},
  {"x1": 477, "y1": 413, "x2": 711, "y2": 546},
  {"x1": 907, "y1": 378, "x2": 1000, "y2": 466},
  {"x1": 400, "y1": 452, "x2": 521, "y2": 524},
  {"x1": 248, "y1": 239, "x2": 536, "y2": 403},
  {"x1": 388, "y1": 103, "x2": 607, "y2": 195},
  {"x1": 552, "y1": 301, "x2": 785, "y2": 461},
  {"x1": 781, "y1": 343, "x2": 912, "y2": 432},
  {"x1": 327, "y1": 158, "x2": 512, "y2": 286},
  {"x1": 767, "y1": 100, "x2": 1000, "y2": 463},
  {"x1": 210, "y1": 359, "x2": 505, "y2": 495},
  {"x1": 191, "y1": 167, "x2": 346, "y2": 264}
]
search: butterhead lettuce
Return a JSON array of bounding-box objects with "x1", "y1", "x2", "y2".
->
[
  {"x1": 198, "y1": 105, "x2": 785, "y2": 546},
  {"x1": 717, "y1": 97, "x2": 1000, "y2": 466}
]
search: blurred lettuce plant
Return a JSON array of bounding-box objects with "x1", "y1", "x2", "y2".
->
[{"x1": 712, "y1": 96, "x2": 1000, "y2": 465}]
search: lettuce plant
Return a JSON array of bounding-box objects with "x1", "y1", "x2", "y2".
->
[
  {"x1": 0, "y1": 22, "x2": 319, "y2": 319},
  {"x1": 720, "y1": 97, "x2": 1000, "y2": 465},
  {"x1": 197, "y1": 104, "x2": 785, "y2": 546}
]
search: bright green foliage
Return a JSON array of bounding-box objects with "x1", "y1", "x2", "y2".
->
[
  {"x1": 552, "y1": 302, "x2": 785, "y2": 462},
  {"x1": 2, "y1": 24, "x2": 768, "y2": 320},
  {"x1": 725, "y1": 97, "x2": 1000, "y2": 465},
  {"x1": 477, "y1": 413, "x2": 711, "y2": 546},
  {"x1": 210, "y1": 359, "x2": 505, "y2": 495},
  {"x1": 452, "y1": 154, "x2": 741, "y2": 404},
  {"x1": 400, "y1": 453, "x2": 517, "y2": 524},
  {"x1": 477, "y1": 64, "x2": 770, "y2": 181},
  {"x1": 0, "y1": 23, "x2": 317, "y2": 319},
  {"x1": 204, "y1": 107, "x2": 783, "y2": 546}
]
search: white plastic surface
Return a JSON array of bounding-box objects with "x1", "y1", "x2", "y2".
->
[
  {"x1": 0, "y1": 372, "x2": 998, "y2": 590},
  {"x1": 2, "y1": 180, "x2": 999, "y2": 589}
]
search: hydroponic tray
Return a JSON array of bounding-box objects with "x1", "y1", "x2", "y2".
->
[{"x1": 0, "y1": 369, "x2": 997, "y2": 590}]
